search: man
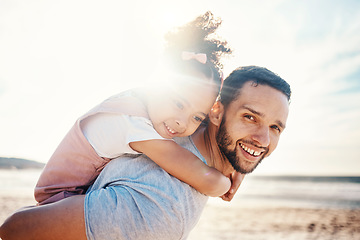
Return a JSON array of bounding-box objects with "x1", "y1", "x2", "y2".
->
[{"x1": 0, "y1": 66, "x2": 291, "y2": 240}]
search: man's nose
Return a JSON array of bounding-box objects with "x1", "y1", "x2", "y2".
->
[{"x1": 252, "y1": 125, "x2": 270, "y2": 147}]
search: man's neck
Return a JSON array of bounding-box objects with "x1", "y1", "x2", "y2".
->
[{"x1": 191, "y1": 125, "x2": 235, "y2": 177}]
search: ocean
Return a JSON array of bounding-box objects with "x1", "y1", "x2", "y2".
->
[
  {"x1": 1, "y1": 169, "x2": 360, "y2": 209},
  {"x1": 231, "y1": 175, "x2": 360, "y2": 209},
  {"x1": 0, "y1": 169, "x2": 41, "y2": 198}
]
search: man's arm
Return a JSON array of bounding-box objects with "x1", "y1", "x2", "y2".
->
[
  {"x1": 0, "y1": 195, "x2": 87, "y2": 240},
  {"x1": 130, "y1": 139, "x2": 231, "y2": 197}
]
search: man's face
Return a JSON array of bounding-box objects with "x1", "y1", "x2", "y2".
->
[{"x1": 216, "y1": 81, "x2": 289, "y2": 174}]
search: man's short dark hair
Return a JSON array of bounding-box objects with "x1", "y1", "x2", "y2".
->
[{"x1": 218, "y1": 66, "x2": 291, "y2": 109}]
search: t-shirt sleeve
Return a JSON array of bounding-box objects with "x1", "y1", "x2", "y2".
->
[{"x1": 81, "y1": 113, "x2": 167, "y2": 158}]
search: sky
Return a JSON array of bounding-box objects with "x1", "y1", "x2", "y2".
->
[{"x1": 1, "y1": 0, "x2": 359, "y2": 176}]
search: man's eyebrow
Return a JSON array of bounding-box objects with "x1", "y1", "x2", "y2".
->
[
  {"x1": 242, "y1": 105, "x2": 286, "y2": 129},
  {"x1": 276, "y1": 120, "x2": 286, "y2": 130},
  {"x1": 242, "y1": 106, "x2": 264, "y2": 117}
]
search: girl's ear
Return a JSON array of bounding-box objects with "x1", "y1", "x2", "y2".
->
[{"x1": 209, "y1": 101, "x2": 224, "y2": 127}]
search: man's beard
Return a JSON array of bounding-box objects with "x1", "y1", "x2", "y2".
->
[{"x1": 216, "y1": 118, "x2": 267, "y2": 174}]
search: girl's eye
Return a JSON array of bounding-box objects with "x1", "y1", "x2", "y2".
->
[
  {"x1": 193, "y1": 116, "x2": 203, "y2": 122},
  {"x1": 174, "y1": 100, "x2": 184, "y2": 109}
]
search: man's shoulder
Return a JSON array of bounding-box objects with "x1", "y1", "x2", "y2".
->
[
  {"x1": 173, "y1": 136, "x2": 190, "y2": 144},
  {"x1": 173, "y1": 136, "x2": 206, "y2": 165}
]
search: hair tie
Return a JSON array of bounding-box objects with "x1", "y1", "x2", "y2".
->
[{"x1": 181, "y1": 51, "x2": 207, "y2": 64}]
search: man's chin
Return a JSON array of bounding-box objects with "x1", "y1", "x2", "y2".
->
[
  {"x1": 234, "y1": 157, "x2": 264, "y2": 174},
  {"x1": 239, "y1": 166, "x2": 256, "y2": 174},
  {"x1": 234, "y1": 165, "x2": 255, "y2": 174}
]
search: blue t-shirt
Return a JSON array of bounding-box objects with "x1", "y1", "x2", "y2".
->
[{"x1": 84, "y1": 136, "x2": 209, "y2": 240}]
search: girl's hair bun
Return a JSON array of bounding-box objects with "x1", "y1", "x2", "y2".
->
[{"x1": 164, "y1": 11, "x2": 232, "y2": 80}]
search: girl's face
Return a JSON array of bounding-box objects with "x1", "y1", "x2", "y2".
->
[{"x1": 146, "y1": 75, "x2": 218, "y2": 139}]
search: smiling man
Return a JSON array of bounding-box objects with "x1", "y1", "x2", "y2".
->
[
  {"x1": 216, "y1": 67, "x2": 290, "y2": 174},
  {"x1": 0, "y1": 65, "x2": 291, "y2": 240}
]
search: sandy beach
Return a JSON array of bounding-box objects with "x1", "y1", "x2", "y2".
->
[
  {"x1": 1, "y1": 195, "x2": 359, "y2": 240},
  {"x1": 0, "y1": 195, "x2": 37, "y2": 223},
  {"x1": 188, "y1": 199, "x2": 360, "y2": 240}
]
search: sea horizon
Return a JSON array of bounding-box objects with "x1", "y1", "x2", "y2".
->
[{"x1": 1, "y1": 169, "x2": 360, "y2": 210}]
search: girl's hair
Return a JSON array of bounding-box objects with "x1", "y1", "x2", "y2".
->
[{"x1": 163, "y1": 11, "x2": 232, "y2": 90}]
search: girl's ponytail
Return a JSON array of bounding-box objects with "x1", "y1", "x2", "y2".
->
[{"x1": 163, "y1": 11, "x2": 232, "y2": 88}]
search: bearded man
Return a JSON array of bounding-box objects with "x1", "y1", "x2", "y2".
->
[{"x1": 0, "y1": 66, "x2": 291, "y2": 240}]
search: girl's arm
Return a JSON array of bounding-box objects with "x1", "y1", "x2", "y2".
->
[
  {"x1": 0, "y1": 195, "x2": 87, "y2": 240},
  {"x1": 130, "y1": 139, "x2": 231, "y2": 197}
]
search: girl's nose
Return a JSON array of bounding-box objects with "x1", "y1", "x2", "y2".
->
[{"x1": 175, "y1": 117, "x2": 187, "y2": 132}]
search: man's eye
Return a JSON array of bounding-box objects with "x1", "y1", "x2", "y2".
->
[
  {"x1": 174, "y1": 100, "x2": 184, "y2": 109},
  {"x1": 244, "y1": 115, "x2": 255, "y2": 121},
  {"x1": 271, "y1": 125, "x2": 281, "y2": 133}
]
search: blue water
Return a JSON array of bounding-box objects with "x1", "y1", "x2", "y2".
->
[
  {"x1": 1, "y1": 169, "x2": 360, "y2": 209},
  {"x1": 0, "y1": 169, "x2": 41, "y2": 198},
  {"x1": 234, "y1": 175, "x2": 360, "y2": 209}
]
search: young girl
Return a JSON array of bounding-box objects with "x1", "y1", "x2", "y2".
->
[{"x1": 35, "y1": 11, "x2": 237, "y2": 205}]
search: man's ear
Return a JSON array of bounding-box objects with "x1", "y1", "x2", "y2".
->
[{"x1": 209, "y1": 101, "x2": 224, "y2": 127}]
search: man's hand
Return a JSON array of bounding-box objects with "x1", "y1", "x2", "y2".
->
[{"x1": 220, "y1": 172, "x2": 245, "y2": 202}]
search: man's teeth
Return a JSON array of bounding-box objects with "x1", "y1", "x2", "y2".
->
[{"x1": 240, "y1": 143, "x2": 261, "y2": 157}]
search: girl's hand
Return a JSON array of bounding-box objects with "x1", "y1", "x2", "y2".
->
[{"x1": 220, "y1": 172, "x2": 245, "y2": 202}]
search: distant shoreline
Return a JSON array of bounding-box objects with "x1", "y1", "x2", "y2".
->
[{"x1": 0, "y1": 157, "x2": 45, "y2": 169}]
